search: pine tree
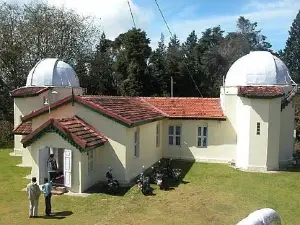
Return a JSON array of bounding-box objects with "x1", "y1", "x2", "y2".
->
[{"x1": 283, "y1": 10, "x2": 300, "y2": 83}]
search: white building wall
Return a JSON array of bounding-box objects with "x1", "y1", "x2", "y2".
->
[
  {"x1": 248, "y1": 99, "x2": 270, "y2": 171},
  {"x1": 279, "y1": 99, "x2": 295, "y2": 165},
  {"x1": 235, "y1": 97, "x2": 251, "y2": 169},
  {"x1": 266, "y1": 98, "x2": 281, "y2": 170}
]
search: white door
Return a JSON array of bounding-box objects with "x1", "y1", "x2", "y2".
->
[
  {"x1": 64, "y1": 149, "x2": 72, "y2": 187},
  {"x1": 39, "y1": 147, "x2": 50, "y2": 184}
]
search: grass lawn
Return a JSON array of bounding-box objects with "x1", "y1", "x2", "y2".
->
[{"x1": 1, "y1": 148, "x2": 300, "y2": 225}]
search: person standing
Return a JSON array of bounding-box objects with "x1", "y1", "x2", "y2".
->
[
  {"x1": 26, "y1": 177, "x2": 41, "y2": 218},
  {"x1": 47, "y1": 153, "x2": 57, "y2": 182},
  {"x1": 42, "y1": 178, "x2": 53, "y2": 216}
]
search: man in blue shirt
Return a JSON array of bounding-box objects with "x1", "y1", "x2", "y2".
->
[{"x1": 42, "y1": 178, "x2": 52, "y2": 216}]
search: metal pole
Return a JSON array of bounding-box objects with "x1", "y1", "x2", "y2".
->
[{"x1": 171, "y1": 76, "x2": 173, "y2": 97}]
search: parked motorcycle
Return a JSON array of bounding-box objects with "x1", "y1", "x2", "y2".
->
[
  {"x1": 164, "y1": 158, "x2": 182, "y2": 181},
  {"x1": 150, "y1": 161, "x2": 165, "y2": 190},
  {"x1": 106, "y1": 167, "x2": 119, "y2": 194},
  {"x1": 137, "y1": 166, "x2": 152, "y2": 195}
]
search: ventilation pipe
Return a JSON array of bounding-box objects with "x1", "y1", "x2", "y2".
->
[{"x1": 236, "y1": 208, "x2": 281, "y2": 225}]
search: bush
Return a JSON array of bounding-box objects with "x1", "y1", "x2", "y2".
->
[{"x1": 0, "y1": 120, "x2": 13, "y2": 148}]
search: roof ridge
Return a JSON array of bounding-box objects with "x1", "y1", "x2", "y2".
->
[
  {"x1": 75, "y1": 96, "x2": 134, "y2": 125},
  {"x1": 139, "y1": 98, "x2": 169, "y2": 117}
]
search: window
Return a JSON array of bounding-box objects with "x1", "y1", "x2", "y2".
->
[
  {"x1": 168, "y1": 125, "x2": 181, "y2": 146},
  {"x1": 197, "y1": 126, "x2": 208, "y2": 147},
  {"x1": 88, "y1": 150, "x2": 94, "y2": 174},
  {"x1": 156, "y1": 123, "x2": 160, "y2": 147},
  {"x1": 134, "y1": 129, "x2": 140, "y2": 157},
  {"x1": 256, "y1": 122, "x2": 261, "y2": 135}
]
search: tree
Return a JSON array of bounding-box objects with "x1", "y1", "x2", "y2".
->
[
  {"x1": 148, "y1": 33, "x2": 168, "y2": 96},
  {"x1": 114, "y1": 28, "x2": 152, "y2": 96},
  {"x1": 282, "y1": 10, "x2": 300, "y2": 83},
  {"x1": 88, "y1": 32, "x2": 116, "y2": 95},
  {"x1": 165, "y1": 34, "x2": 183, "y2": 96},
  {"x1": 236, "y1": 16, "x2": 272, "y2": 52},
  {"x1": 0, "y1": 1, "x2": 100, "y2": 122}
]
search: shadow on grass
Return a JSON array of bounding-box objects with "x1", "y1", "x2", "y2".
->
[
  {"x1": 36, "y1": 211, "x2": 73, "y2": 220},
  {"x1": 150, "y1": 158, "x2": 194, "y2": 191},
  {"x1": 85, "y1": 182, "x2": 132, "y2": 196}
]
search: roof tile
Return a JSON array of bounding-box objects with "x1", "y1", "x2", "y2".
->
[
  {"x1": 11, "y1": 87, "x2": 49, "y2": 98},
  {"x1": 141, "y1": 97, "x2": 226, "y2": 119},
  {"x1": 238, "y1": 86, "x2": 284, "y2": 98},
  {"x1": 13, "y1": 121, "x2": 32, "y2": 135},
  {"x1": 22, "y1": 116, "x2": 107, "y2": 150}
]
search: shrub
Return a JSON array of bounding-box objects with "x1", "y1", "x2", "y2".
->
[{"x1": 0, "y1": 120, "x2": 13, "y2": 147}]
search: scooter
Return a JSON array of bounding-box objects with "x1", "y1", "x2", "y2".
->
[
  {"x1": 106, "y1": 167, "x2": 119, "y2": 194},
  {"x1": 164, "y1": 158, "x2": 182, "y2": 181},
  {"x1": 137, "y1": 166, "x2": 152, "y2": 195},
  {"x1": 150, "y1": 161, "x2": 165, "y2": 189}
]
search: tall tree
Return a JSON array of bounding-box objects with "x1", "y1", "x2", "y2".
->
[
  {"x1": 89, "y1": 33, "x2": 116, "y2": 95},
  {"x1": 236, "y1": 16, "x2": 272, "y2": 52},
  {"x1": 148, "y1": 33, "x2": 168, "y2": 96},
  {"x1": 165, "y1": 34, "x2": 183, "y2": 96},
  {"x1": 114, "y1": 28, "x2": 152, "y2": 96},
  {"x1": 282, "y1": 10, "x2": 300, "y2": 83}
]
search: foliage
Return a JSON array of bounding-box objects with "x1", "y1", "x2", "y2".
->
[
  {"x1": 0, "y1": 121, "x2": 13, "y2": 147},
  {"x1": 281, "y1": 10, "x2": 300, "y2": 83}
]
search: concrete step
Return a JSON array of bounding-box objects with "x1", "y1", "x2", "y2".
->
[
  {"x1": 51, "y1": 189, "x2": 64, "y2": 195},
  {"x1": 51, "y1": 186, "x2": 67, "y2": 195}
]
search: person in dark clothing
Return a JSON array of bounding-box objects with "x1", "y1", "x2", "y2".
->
[
  {"x1": 47, "y1": 154, "x2": 57, "y2": 182},
  {"x1": 42, "y1": 178, "x2": 52, "y2": 216}
]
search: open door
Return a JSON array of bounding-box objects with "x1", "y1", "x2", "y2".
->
[
  {"x1": 64, "y1": 149, "x2": 72, "y2": 187},
  {"x1": 39, "y1": 147, "x2": 50, "y2": 184}
]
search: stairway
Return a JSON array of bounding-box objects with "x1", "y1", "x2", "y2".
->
[{"x1": 51, "y1": 186, "x2": 67, "y2": 195}]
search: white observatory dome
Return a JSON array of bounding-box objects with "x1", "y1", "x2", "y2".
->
[
  {"x1": 26, "y1": 58, "x2": 80, "y2": 87},
  {"x1": 225, "y1": 51, "x2": 293, "y2": 86}
]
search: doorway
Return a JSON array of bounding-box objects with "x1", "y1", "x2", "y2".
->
[{"x1": 39, "y1": 147, "x2": 72, "y2": 187}]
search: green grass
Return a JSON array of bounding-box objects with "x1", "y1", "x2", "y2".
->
[{"x1": 1, "y1": 148, "x2": 300, "y2": 225}]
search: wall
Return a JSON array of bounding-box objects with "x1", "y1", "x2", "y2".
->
[
  {"x1": 235, "y1": 97, "x2": 251, "y2": 169},
  {"x1": 80, "y1": 146, "x2": 106, "y2": 192},
  {"x1": 32, "y1": 103, "x2": 76, "y2": 129},
  {"x1": 248, "y1": 98, "x2": 270, "y2": 170},
  {"x1": 74, "y1": 103, "x2": 128, "y2": 184},
  {"x1": 13, "y1": 87, "x2": 82, "y2": 162},
  {"x1": 279, "y1": 98, "x2": 295, "y2": 165},
  {"x1": 162, "y1": 119, "x2": 236, "y2": 163},
  {"x1": 267, "y1": 98, "x2": 281, "y2": 170},
  {"x1": 30, "y1": 132, "x2": 82, "y2": 193},
  {"x1": 14, "y1": 93, "x2": 47, "y2": 159},
  {"x1": 125, "y1": 121, "x2": 163, "y2": 182}
]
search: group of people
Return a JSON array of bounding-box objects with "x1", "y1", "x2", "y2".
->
[{"x1": 26, "y1": 153, "x2": 57, "y2": 218}]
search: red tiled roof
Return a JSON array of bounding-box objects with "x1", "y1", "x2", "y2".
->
[
  {"x1": 141, "y1": 97, "x2": 226, "y2": 119},
  {"x1": 13, "y1": 121, "x2": 32, "y2": 135},
  {"x1": 11, "y1": 87, "x2": 49, "y2": 98},
  {"x1": 78, "y1": 96, "x2": 166, "y2": 125},
  {"x1": 238, "y1": 86, "x2": 284, "y2": 98},
  {"x1": 22, "y1": 116, "x2": 107, "y2": 151},
  {"x1": 21, "y1": 94, "x2": 226, "y2": 126}
]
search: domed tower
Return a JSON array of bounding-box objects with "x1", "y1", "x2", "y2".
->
[
  {"x1": 220, "y1": 51, "x2": 297, "y2": 171},
  {"x1": 11, "y1": 58, "x2": 83, "y2": 166}
]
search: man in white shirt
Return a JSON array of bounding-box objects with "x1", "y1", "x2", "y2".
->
[{"x1": 26, "y1": 177, "x2": 41, "y2": 218}]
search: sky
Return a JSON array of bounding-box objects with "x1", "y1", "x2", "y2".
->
[{"x1": 5, "y1": 0, "x2": 300, "y2": 51}]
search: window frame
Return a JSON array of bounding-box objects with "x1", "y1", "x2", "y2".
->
[
  {"x1": 168, "y1": 125, "x2": 181, "y2": 146},
  {"x1": 156, "y1": 122, "x2": 160, "y2": 147},
  {"x1": 88, "y1": 150, "x2": 94, "y2": 174},
  {"x1": 134, "y1": 128, "x2": 140, "y2": 157},
  {"x1": 197, "y1": 126, "x2": 208, "y2": 148}
]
